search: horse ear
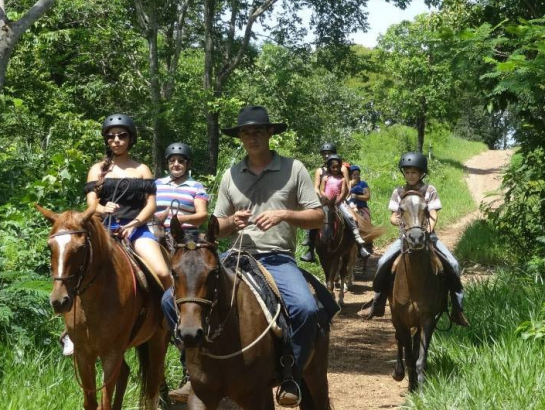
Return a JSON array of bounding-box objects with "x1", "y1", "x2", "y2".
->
[
  {"x1": 35, "y1": 204, "x2": 58, "y2": 224},
  {"x1": 170, "y1": 214, "x2": 185, "y2": 243},
  {"x1": 157, "y1": 207, "x2": 170, "y2": 224},
  {"x1": 207, "y1": 215, "x2": 219, "y2": 243},
  {"x1": 81, "y1": 205, "x2": 96, "y2": 223}
]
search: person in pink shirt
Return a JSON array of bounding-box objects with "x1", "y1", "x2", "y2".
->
[{"x1": 320, "y1": 155, "x2": 346, "y2": 204}]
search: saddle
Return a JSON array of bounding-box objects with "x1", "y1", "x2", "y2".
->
[
  {"x1": 221, "y1": 251, "x2": 340, "y2": 344},
  {"x1": 115, "y1": 238, "x2": 166, "y2": 293},
  {"x1": 391, "y1": 244, "x2": 444, "y2": 276}
]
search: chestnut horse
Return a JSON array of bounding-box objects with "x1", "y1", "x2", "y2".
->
[
  {"x1": 316, "y1": 199, "x2": 384, "y2": 306},
  {"x1": 389, "y1": 191, "x2": 448, "y2": 391},
  {"x1": 37, "y1": 205, "x2": 170, "y2": 410},
  {"x1": 169, "y1": 215, "x2": 332, "y2": 410}
]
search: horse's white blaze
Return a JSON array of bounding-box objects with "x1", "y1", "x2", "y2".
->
[{"x1": 53, "y1": 232, "x2": 72, "y2": 278}]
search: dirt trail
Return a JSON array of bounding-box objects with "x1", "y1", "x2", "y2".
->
[
  {"x1": 325, "y1": 149, "x2": 513, "y2": 410},
  {"x1": 187, "y1": 149, "x2": 513, "y2": 410}
]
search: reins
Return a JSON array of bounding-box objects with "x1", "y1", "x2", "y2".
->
[{"x1": 172, "y1": 227, "x2": 277, "y2": 360}]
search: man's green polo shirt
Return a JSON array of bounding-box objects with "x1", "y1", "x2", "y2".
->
[{"x1": 213, "y1": 151, "x2": 321, "y2": 255}]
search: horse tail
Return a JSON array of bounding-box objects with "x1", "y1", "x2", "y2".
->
[
  {"x1": 352, "y1": 210, "x2": 386, "y2": 242},
  {"x1": 136, "y1": 341, "x2": 152, "y2": 409}
]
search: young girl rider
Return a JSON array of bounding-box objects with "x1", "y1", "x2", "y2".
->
[
  {"x1": 358, "y1": 152, "x2": 469, "y2": 327},
  {"x1": 301, "y1": 143, "x2": 370, "y2": 262},
  {"x1": 320, "y1": 154, "x2": 371, "y2": 258}
]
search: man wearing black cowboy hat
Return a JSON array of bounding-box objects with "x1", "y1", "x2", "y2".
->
[{"x1": 214, "y1": 105, "x2": 330, "y2": 407}]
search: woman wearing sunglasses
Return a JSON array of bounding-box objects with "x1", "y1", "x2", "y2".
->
[{"x1": 60, "y1": 114, "x2": 172, "y2": 355}]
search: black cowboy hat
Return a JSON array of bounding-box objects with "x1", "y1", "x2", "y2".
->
[{"x1": 221, "y1": 105, "x2": 287, "y2": 137}]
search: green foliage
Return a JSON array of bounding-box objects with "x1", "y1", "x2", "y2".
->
[
  {"x1": 454, "y1": 219, "x2": 510, "y2": 267},
  {"x1": 487, "y1": 150, "x2": 545, "y2": 270},
  {"x1": 405, "y1": 270, "x2": 545, "y2": 409}
]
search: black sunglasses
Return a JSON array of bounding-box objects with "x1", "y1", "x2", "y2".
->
[{"x1": 105, "y1": 132, "x2": 130, "y2": 140}]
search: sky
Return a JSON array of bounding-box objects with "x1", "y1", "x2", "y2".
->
[{"x1": 351, "y1": 0, "x2": 435, "y2": 47}]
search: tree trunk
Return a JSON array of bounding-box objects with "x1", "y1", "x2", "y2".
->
[
  {"x1": 148, "y1": 28, "x2": 162, "y2": 177},
  {"x1": 0, "y1": 0, "x2": 56, "y2": 92},
  {"x1": 416, "y1": 114, "x2": 425, "y2": 153},
  {"x1": 204, "y1": 0, "x2": 217, "y2": 174}
]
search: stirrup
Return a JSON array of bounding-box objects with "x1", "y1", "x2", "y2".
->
[{"x1": 276, "y1": 379, "x2": 302, "y2": 408}]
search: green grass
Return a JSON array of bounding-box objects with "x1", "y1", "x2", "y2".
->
[
  {"x1": 0, "y1": 343, "x2": 184, "y2": 409},
  {"x1": 454, "y1": 219, "x2": 509, "y2": 267},
  {"x1": 403, "y1": 270, "x2": 545, "y2": 409}
]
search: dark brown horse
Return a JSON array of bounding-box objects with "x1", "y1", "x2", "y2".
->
[
  {"x1": 389, "y1": 191, "x2": 448, "y2": 391},
  {"x1": 169, "y1": 215, "x2": 332, "y2": 410},
  {"x1": 316, "y1": 199, "x2": 384, "y2": 306},
  {"x1": 37, "y1": 205, "x2": 170, "y2": 410},
  {"x1": 315, "y1": 199, "x2": 354, "y2": 306}
]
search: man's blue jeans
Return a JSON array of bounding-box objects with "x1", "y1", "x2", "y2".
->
[{"x1": 253, "y1": 252, "x2": 319, "y2": 377}]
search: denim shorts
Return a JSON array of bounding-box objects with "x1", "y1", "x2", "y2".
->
[{"x1": 105, "y1": 218, "x2": 158, "y2": 242}]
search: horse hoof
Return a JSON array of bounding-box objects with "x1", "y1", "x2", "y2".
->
[{"x1": 392, "y1": 370, "x2": 405, "y2": 382}]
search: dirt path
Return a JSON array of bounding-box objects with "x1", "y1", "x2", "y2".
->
[
  {"x1": 182, "y1": 149, "x2": 513, "y2": 410},
  {"x1": 325, "y1": 149, "x2": 513, "y2": 410}
]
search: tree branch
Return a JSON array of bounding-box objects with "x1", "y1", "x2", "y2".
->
[
  {"x1": 133, "y1": 0, "x2": 150, "y2": 33},
  {"x1": 0, "y1": 1, "x2": 7, "y2": 27},
  {"x1": 217, "y1": 0, "x2": 278, "y2": 86},
  {"x1": 15, "y1": 0, "x2": 56, "y2": 33},
  {"x1": 225, "y1": 0, "x2": 237, "y2": 63},
  {"x1": 164, "y1": 0, "x2": 192, "y2": 99}
]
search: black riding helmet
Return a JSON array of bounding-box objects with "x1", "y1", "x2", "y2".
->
[
  {"x1": 101, "y1": 114, "x2": 137, "y2": 148},
  {"x1": 398, "y1": 152, "x2": 428, "y2": 174},
  {"x1": 320, "y1": 142, "x2": 337, "y2": 154},
  {"x1": 326, "y1": 154, "x2": 342, "y2": 168},
  {"x1": 165, "y1": 143, "x2": 192, "y2": 161}
]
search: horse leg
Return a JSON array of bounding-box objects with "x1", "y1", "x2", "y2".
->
[
  {"x1": 138, "y1": 329, "x2": 170, "y2": 409},
  {"x1": 236, "y1": 389, "x2": 275, "y2": 410},
  {"x1": 76, "y1": 353, "x2": 99, "y2": 410},
  {"x1": 338, "y1": 255, "x2": 350, "y2": 307},
  {"x1": 392, "y1": 336, "x2": 405, "y2": 382},
  {"x1": 112, "y1": 358, "x2": 129, "y2": 410},
  {"x1": 416, "y1": 319, "x2": 436, "y2": 388},
  {"x1": 187, "y1": 389, "x2": 219, "y2": 410},
  {"x1": 98, "y1": 351, "x2": 124, "y2": 410},
  {"x1": 301, "y1": 331, "x2": 331, "y2": 409},
  {"x1": 396, "y1": 326, "x2": 416, "y2": 391}
]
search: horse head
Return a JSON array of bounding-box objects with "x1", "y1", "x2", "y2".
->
[
  {"x1": 320, "y1": 197, "x2": 337, "y2": 244},
  {"x1": 170, "y1": 214, "x2": 220, "y2": 348},
  {"x1": 399, "y1": 190, "x2": 429, "y2": 251},
  {"x1": 36, "y1": 204, "x2": 96, "y2": 314},
  {"x1": 147, "y1": 207, "x2": 169, "y2": 248}
]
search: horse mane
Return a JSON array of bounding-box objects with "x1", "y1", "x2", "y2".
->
[{"x1": 86, "y1": 214, "x2": 114, "y2": 257}]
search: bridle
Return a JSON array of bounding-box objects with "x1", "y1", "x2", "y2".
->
[
  {"x1": 171, "y1": 240, "x2": 225, "y2": 343},
  {"x1": 398, "y1": 190, "x2": 430, "y2": 254},
  {"x1": 49, "y1": 229, "x2": 96, "y2": 295},
  {"x1": 321, "y1": 203, "x2": 344, "y2": 253}
]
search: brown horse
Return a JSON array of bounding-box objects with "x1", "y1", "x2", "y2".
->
[
  {"x1": 389, "y1": 191, "x2": 448, "y2": 391},
  {"x1": 169, "y1": 215, "x2": 332, "y2": 410},
  {"x1": 315, "y1": 199, "x2": 354, "y2": 306},
  {"x1": 316, "y1": 199, "x2": 384, "y2": 306},
  {"x1": 346, "y1": 208, "x2": 379, "y2": 284},
  {"x1": 37, "y1": 205, "x2": 170, "y2": 410}
]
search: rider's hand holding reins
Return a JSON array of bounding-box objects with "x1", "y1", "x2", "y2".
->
[
  {"x1": 253, "y1": 210, "x2": 286, "y2": 231},
  {"x1": 233, "y1": 209, "x2": 253, "y2": 231},
  {"x1": 102, "y1": 201, "x2": 120, "y2": 215}
]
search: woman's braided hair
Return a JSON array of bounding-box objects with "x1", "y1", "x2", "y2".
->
[{"x1": 94, "y1": 148, "x2": 114, "y2": 195}]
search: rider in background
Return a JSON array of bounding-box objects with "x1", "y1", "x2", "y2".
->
[
  {"x1": 61, "y1": 114, "x2": 172, "y2": 356},
  {"x1": 348, "y1": 165, "x2": 371, "y2": 220},
  {"x1": 155, "y1": 142, "x2": 208, "y2": 235},
  {"x1": 156, "y1": 142, "x2": 209, "y2": 403},
  {"x1": 320, "y1": 155, "x2": 346, "y2": 204},
  {"x1": 358, "y1": 152, "x2": 469, "y2": 327},
  {"x1": 301, "y1": 143, "x2": 371, "y2": 262}
]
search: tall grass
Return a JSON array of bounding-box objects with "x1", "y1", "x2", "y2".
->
[
  {"x1": 454, "y1": 219, "x2": 509, "y2": 267},
  {"x1": 403, "y1": 270, "x2": 545, "y2": 409},
  {"x1": 0, "y1": 343, "x2": 184, "y2": 409}
]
